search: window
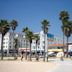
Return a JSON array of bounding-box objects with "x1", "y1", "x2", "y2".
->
[
  {"x1": 6, "y1": 46, "x2": 8, "y2": 48},
  {"x1": 42, "y1": 34, "x2": 44, "y2": 37},
  {"x1": 3, "y1": 46, "x2": 5, "y2": 48},
  {"x1": 6, "y1": 38, "x2": 8, "y2": 40},
  {"x1": 43, "y1": 46, "x2": 45, "y2": 49},
  {"x1": 9, "y1": 42, "x2": 11, "y2": 44},
  {"x1": 33, "y1": 42, "x2": 36, "y2": 44},
  {"x1": 43, "y1": 41, "x2": 45, "y2": 44},
  {"x1": 3, "y1": 42, "x2": 5, "y2": 44},
  {"x1": 38, "y1": 42, "x2": 40, "y2": 45},
  {"x1": 3, "y1": 38, "x2": 5, "y2": 40},
  {"x1": 33, "y1": 46, "x2": 35, "y2": 49},
  {"x1": 24, "y1": 40, "x2": 26, "y2": 42},
  {"x1": 9, "y1": 46, "x2": 11, "y2": 49},
  {"x1": 38, "y1": 46, "x2": 40, "y2": 49},
  {"x1": 6, "y1": 42, "x2": 8, "y2": 44}
]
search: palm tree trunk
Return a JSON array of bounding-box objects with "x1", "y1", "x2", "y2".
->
[
  {"x1": 30, "y1": 42, "x2": 32, "y2": 61},
  {"x1": 13, "y1": 30, "x2": 15, "y2": 59},
  {"x1": 63, "y1": 33, "x2": 65, "y2": 57},
  {"x1": 46, "y1": 39, "x2": 48, "y2": 62},
  {"x1": 66, "y1": 37, "x2": 69, "y2": 57},
  {"x1": 1, "y1": 34, "x2": 4, "y2": 60},
  {"x1": 25, "y1": 39, "x2": 27, "y2": 60},
  {"x1": 36, "y1": 43, "x2": 39, "y2": 61},
  {"x1": 35, "y1": 43, "x2": 37, "y2": 60},
  {"x1": 43, "y1": 34, "x2": 45, "y2": 62}
]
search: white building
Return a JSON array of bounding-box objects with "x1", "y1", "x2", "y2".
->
[
  {"x1": 0, "y1": 32, "x2": 14, "y2": 54},
  {"x1": 0, "y1": 32, "x2": 23, "y2": 55},
  {"x1": 0, "y1": 31, "x2": 54, "y2": 55},
  {"x1": 39, "y1": 31, "x2": 48, "y2": 52}
]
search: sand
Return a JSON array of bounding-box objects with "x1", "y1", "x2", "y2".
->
[{"x1": 0, "y1": 59, "x2": 57, "y2": 72}]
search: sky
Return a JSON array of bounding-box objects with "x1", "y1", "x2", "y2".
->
[{"x1": 0, "y1": 0, "x2": 72, "y2": 39}]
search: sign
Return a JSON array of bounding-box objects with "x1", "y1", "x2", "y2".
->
[
  {"x1": 47, "y1": 33, "x2": 54, "y2": 42},
  {"x1": 68, "y1": 44, "x2": 72, "y2": 52},
  {"x1": 47, "y1": 33, "x2": 54, "y2": 38}
]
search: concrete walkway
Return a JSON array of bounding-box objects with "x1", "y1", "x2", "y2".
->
[{"x1": 48, "y1": 59, "x2": 72, "y2": 72}]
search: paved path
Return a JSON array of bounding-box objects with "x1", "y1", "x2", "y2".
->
[
  {"x1": 53, "y1": 65, "x2": 72, "y2": 72},
  {"x1": 48, "y1": 59, "x2": 72, "y2": 72}
]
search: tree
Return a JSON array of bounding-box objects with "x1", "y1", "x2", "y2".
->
[
  {"x1": 26, "y1": 30, "x2": 34, "y2": 61},
  {"x1": 22, "y1": 27, "x2": 29, "y2": 60},
  {"x1": 59, "y1": 11, "x2": 72, "y2": 57},
  {"x1": 68, "y1": 21, "x2": 72, "y2": 34},
  {"x1": 59, "y1": 11, "x2": 69, "y2": 21},
  {"x1": 0, "y1": 20, "x2": 10, "y2": 60},
  {"x1": 34, "y1": 34, "x2": 40, "y2": 61},
  {"x1": 10, "y1": 20, "x2": 18, "y2": 59},
  {"x1": 41, "y1": 19, "x2": 50, "y2": 61}
]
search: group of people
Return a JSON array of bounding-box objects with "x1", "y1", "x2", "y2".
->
[
  {"x1": 20, "y1": 51, "x2": 72, "y2": 61},
  {"x1": 20, "y1": 51, "x2": 39, "y2": 61}
]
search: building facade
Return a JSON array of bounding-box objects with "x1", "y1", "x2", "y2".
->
[{"x1": 0, "y1": 31, "x2": 63, "y2": 55}]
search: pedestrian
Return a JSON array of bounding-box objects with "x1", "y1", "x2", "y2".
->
[
  {"x1": 36, "y1": 54, "x2": 39, "y2": 61},
  {"x1": 21, "y1": 51, "x2": 24, "y2": 61},
  {"x1": 60, "y1": 52, "x2": 64, "y2": 61},
  {"x1": 60, "y1": 55, "x2": 64, "y2": 61},
  {"x1": 70, "y1": 51, "x2": 72, "y2": 59},
  {"x1": 57, "y1": 52, "x2": 64, "y2": 61}
]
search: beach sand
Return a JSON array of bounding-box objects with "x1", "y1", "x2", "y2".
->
[{"x1": 0, "y1": 58, "x2": 57, "y2": 72}]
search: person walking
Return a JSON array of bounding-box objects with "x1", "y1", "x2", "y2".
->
[
  {"x1": 21, "y1": 51, "x2": 24, "y2": 61},
  {"x1": 60, "y1": 52, "x2": 64, "y2": 61}
]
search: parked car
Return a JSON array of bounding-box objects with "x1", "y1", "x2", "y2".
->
[
  {"x1": 48, "y1": 52, "x2": 57, "y2": 57},
  {"x1": 64, "y1": 51, "x2": 72, "y2": 57},
  {"x1": 68, "y1": 51, "x2": 72, "y2": 57}
]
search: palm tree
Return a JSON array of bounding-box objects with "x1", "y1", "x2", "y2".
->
[
  {"x1": 59, "y1": 11, "x2": 69, "y2": 21},
  {"x1": 34, "y1": 34, "x2": 40, "y2": 61},
  {"x1": 41, "y1": 20, "x2": 50, "y2": 62},
  {"x1": 10, "y1": 20, "x2": 18, "y2": 59},
  {"x1": 0, "y1": 20, "x2": 10, "y2": 60},
  {"x1": 64, "y1": 25, "x2": 72, "y2": 57},
  {"x1": 68, "y1": 21, "x2": 72, "y2": 34},
  {"x1": 59, "y1": 11, "x2": 69, "y2": 52},
  {"x1": 22, "y1": 27, "x2": 29, "y2": 60},
  {"x1": 59, "y1": 11, "x2": 72, "y2": 57},
  {"x1": 26, "y1": 30, "x2": 34, "y2": 61}
]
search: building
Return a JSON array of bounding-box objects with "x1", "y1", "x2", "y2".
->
[
  {"x1": 0, "y1": 32, "x2": 23, "y2": 55},
  {"x1": 1, "y1": 31, "x2": 64, "y2": 55},
  {"x1": 19, "y1": 31, "x2": 54, "y2": 54},
  {"x1": 68, "y1": 43, "x2": 72, "y2": 52},
  {"x1": 0, "y1": 32, "x2": 11, "y2": 54}
]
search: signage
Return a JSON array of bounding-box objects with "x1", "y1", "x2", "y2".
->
[{"x1": 68, "y1": 44, "x2": 72, "y2": 52}]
